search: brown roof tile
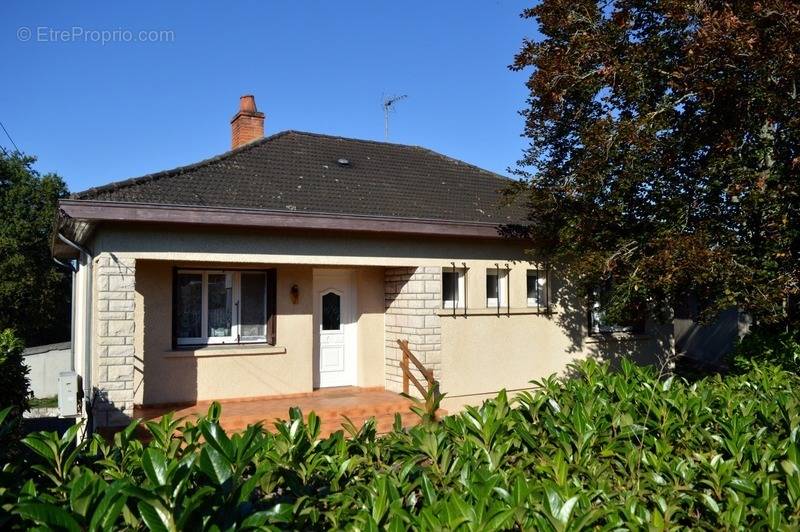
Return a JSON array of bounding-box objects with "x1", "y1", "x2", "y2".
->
[{"x1": 74, "y1": 130, "x2": 525, "y2": 224}]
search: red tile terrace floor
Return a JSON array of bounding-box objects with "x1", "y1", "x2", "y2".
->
[{"x1": 134, "y1": 387, "x2": 419, "y2": 437}]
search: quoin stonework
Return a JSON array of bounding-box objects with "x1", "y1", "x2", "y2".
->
[
  {"x1": 384, "y1": 267, "x2": 442, "y2": 396},
  {"x1": 94, "y1": 254, "x2": 136, "y2": 426}
]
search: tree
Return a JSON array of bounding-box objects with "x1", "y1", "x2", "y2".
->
[
  {"x1": 0, "y1": 150, "x2": 70, "y2": 345},
  {"x1": 509, "y1": 0, "x2": 800, "y2": 329}
]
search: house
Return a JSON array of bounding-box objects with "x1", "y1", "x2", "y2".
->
[
  {"x1": 23, "y1": 342, "x2": 72, "y2": 399},
  {"x1": 52, "y1": 95, "x2": 673, "y2": 429}
]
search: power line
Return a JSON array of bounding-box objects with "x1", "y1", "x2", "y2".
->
[{"x1": 0, "y1": 119, "x2": 20, "y2": 152}]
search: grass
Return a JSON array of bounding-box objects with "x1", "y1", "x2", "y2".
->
[{"x1": 27, "y1": 396, "x2": 57, "y2": 409}]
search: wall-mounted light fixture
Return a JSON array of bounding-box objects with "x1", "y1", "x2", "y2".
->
[{"x1": 290, "y1": 284, "x2": 300, "y2": 304}]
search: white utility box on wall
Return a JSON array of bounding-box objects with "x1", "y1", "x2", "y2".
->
[{"x1": 57, "y1": 371, "x2": 82, "y2": 418}]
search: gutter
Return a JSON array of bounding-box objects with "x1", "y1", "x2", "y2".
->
[
  {"x1": 56, "y1": 232, "x2": 93, "y2": 431},
  {"x1": 59, "y1": 199, "x2": 515, "y2": 240}
]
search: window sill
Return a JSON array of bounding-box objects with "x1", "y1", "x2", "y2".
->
[
  {"x1": 165, "y1": 344, "x2": 287, "y2": 358},
  {"x1": 436, "y1": 307, "x2": 555, "y2": 317},
  {"x1": 585, "y1": 332, "x2": 650, "y2": 343}
]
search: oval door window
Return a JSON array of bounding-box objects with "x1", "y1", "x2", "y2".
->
[{"x1": 322, "y1": 292, "x2": 341, "y2": 330}]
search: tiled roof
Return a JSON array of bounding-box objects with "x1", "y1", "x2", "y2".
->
[{"x1": 74, "y1": 130, "x2": 525, "y2": 224}]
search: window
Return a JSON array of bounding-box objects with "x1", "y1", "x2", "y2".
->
[
  {"x1": 527, "y1": 270, "x2": 549, "y2": 309},
  {"x1": 588, "y1": 286, "x2": 644, "y2": 335},
  {"x1": 486, "y1": 268, "x2": 508, "y2": 308},
  {"x1": 442, "y1": 268, "x2": 465, "y2": 308},
  {"x1": 322, "y1": 292, "x2": 341, "y2": 330},
  {"x1": 240, "y1": 272, "x2": 267, "y2": 339},
  {"x1": 174, "y1": 269, "x2": 275, "y2": 346},
  {"x1": 590, "y1": 302, "x2": 633, "y2": 334},
  {"x1": 207, "y1": 273, "x2": 233, "y2": 338},
  {"x1": 176, "y1": 273, "x2": 202, "y2": 339}
]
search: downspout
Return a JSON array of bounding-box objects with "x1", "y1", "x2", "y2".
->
[
  {"x1": 52, "y1": 257, "x2": 77, "y2": 372},
  {"x1": 57, "y1": 233, "x2": 93, "y2": 430}
]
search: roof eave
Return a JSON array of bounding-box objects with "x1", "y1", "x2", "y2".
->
[{"x1": 58, "y1": 199, "x2": 517, "y2": 240}]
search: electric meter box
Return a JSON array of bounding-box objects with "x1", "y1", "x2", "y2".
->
[{"x1": 58, "y1": 371, "x2": 82, "y2": 418}]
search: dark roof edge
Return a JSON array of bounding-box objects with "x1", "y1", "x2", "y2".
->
[
  {"x1": 59, "y1": 199, "x2": 513, "y2": 239},
  {"x1": 24, "y1": 341, "x2": 71, "y2": 356}
]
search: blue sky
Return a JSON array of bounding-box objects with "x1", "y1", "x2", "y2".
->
[{"x1": 0, "y1": 1, "x2": 536, "y2": 193}]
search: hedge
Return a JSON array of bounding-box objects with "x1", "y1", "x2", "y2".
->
[
  {"x1": 0, "y1": 358, "x2": 798, "y2": 530},
  {"x1": 0, "y1": 329, "x2": 30, "y2": 460}
]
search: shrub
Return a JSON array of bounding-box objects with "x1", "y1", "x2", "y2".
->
[
  {"x1": 730, "y1": 327, "x2": 800, "y2": 374},
  {"x1": 0, "y1": 329, "x2": 30, "y2": 457},
  {"x1": 0, "y1": 359, "x2": 799, "y2": 530}
]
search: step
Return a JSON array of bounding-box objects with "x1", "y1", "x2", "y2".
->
[
  {"x1": 132, "y1": 389, "x2": 448, "y2": 440},
  {"x1": 217, "y1": 401, "x2": 414, "y2": 427},
  {"x1": 135, "y1": 407, "x2": 447, "y2": 442},
  {"x1": 219, "y1": 408, "x2": 449, "y2": 437},
  {"x1": 219, "y1": 410, "x2": 422, "y2": 435}
]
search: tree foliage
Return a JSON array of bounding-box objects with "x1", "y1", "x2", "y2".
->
[
  {"x1": 0, "y1": 150, "x2": 70, "y2": 345},
  {"x1": 509, "y1": 0, "x2": 800, "y2": 327}
]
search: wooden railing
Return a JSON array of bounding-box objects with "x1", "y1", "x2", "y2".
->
[{"x1": 397, "y1": 339, "x2": 437, "y2": 397}]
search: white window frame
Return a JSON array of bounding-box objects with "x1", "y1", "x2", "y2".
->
[
  {"x1": 175, "y1": 269, "x2": 268, "y2": 346},
  {"x1": 486, "y1": 268, "x2": 508, "y2": 308},
  {"x1": 527, "y1": 269, "x2": 548, "y2": 308},
  {"x1": 442, "y1": 268, "x2": 466, "y2": 309}
]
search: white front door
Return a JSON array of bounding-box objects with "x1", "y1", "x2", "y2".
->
[{"x1": 314, "y1": 270, "x2": 357, "y2": 388}]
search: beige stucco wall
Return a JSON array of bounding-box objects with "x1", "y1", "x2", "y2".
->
[
  {"x1": 356, "y1": 268, "x2": 386, "y2": 388},
  {"x1": 83, "y1": 224, "x2": 674, "y2": 417},
  {"x1": 438, "y1": 263, "x2": 673, "y2": 411},
  {"x1": 439, "y1": 314, "x2": 673, "y2": 411},
  {"x1": 133, "y1": 260, "x2": 385, "y2": 405}
]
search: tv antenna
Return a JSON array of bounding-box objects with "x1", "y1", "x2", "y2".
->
[{"x1": 382, "y1": 94, "x2": 407, "y2": 140}]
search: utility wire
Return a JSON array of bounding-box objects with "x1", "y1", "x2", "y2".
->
[{"x1": 0, "y1": 119, "x2": 20, "y2": 152}]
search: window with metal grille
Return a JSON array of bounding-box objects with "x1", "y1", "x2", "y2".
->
[
  {"x1": 442, "y1": 269, "x2": 465, "y2": 308},
  {"x1": 526, "y1": 270, "x2": 549, "y2": 310}
]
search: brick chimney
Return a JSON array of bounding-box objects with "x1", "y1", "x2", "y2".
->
[{"x1": 230, "y1": 95, "x2": 265, "y2": 149}]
